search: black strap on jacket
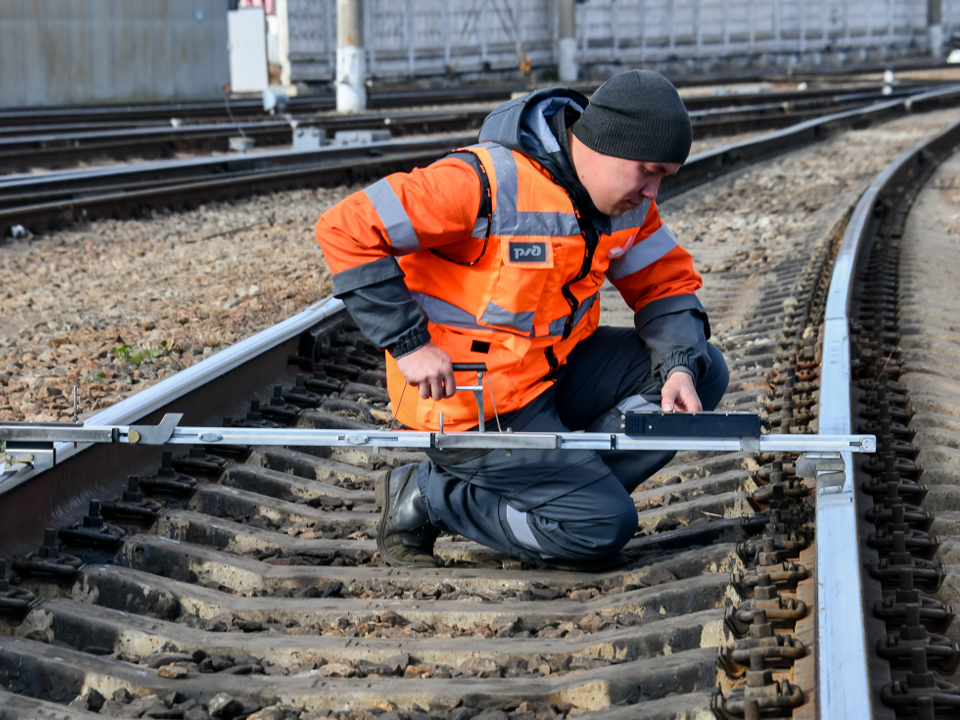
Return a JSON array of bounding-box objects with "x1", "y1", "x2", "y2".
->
[{"x1": 428, "y1": 150, "x2": 492, "y2": 267}]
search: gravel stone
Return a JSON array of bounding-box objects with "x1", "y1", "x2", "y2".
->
[
  {"x1": 317, "y1": 660, "x2": 357, "y2": 677},
  {"x1": 147, "y1": 653, "x2": 196, "y2": 668},
  {"x1": 208, "y1": 693, "x2": 245, "y2": 719},
  {"x1": 158, "y1": 664, "x2": 189, "y2": 679},
  {"x1": 457, "y1": 657, "x2": 503, "y2": 678},
  {"x1": 112, "y1": 688, "x2": 135, "y2": 704},
  {"x1": 69, "y1": 688, "x2": 106, "y2": 712},
  {"x1": 247, "y1": 708, "x2": 285, "y2": 720}
]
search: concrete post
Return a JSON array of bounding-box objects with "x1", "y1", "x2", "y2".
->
[
  {"x1": 276, "y1": 0, "x2": 291, "y2": 89},
  {"x1": 558, "y1": 0, "x2": 577, "y2": 83},
  {"x1": 336, "y1": 0, "x2": 366, "y2": 112},
  {"x1": 929, "y1": 0, "x2": 944, "y2": 58}
]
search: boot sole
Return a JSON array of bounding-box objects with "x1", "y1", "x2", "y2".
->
[{"x1": 376, "y1": 466, "x2": 439, "y2": 568}]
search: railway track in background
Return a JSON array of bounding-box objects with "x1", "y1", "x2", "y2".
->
[
  {"x1": 0, "y1": 85, "x2": 932, "y2": 174},
  {"x1": 0, "y1": 79, "x2": 936, "y2": 130},
  {"x1": 2, "y1": 85, "x2": 960, "y2": 240},
  {"x1": 1, "y1": 88, "x2": 960, "y2": 720}
]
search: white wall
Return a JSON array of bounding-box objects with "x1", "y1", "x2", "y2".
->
[{"x1": 284, "y1": 0, "x2": 954, "y2": 84}]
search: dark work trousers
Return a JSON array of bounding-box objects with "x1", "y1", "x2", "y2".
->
[{"x1": 414, "y1": 326, "x2": 729, "y2": 563}]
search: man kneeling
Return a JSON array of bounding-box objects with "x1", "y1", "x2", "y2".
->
[{"x1": 316, "y1": 70, "x2": 729, "y2": 569}]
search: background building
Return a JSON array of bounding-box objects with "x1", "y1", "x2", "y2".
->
[
  {"x1": 0, "y1": 0, "x2": 957, "y2": 108},
  {"x1": 0, "y1": 0, "x2": 230, "y2": 107}
]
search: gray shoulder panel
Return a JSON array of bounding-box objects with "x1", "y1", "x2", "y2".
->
[{"x1": 363, "y1": 177, "x2": 422, "y2": 254}]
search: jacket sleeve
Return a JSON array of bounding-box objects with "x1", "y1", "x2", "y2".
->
[
  {"x1": 605, "y1": 200, "x2": 711, "y2": 385},
  {"x1": 315, "y1": 158, "x2": 484, "y2": 358},
  {"x1": 636, "y1": 307, "x2": 710, "y2": 385}
]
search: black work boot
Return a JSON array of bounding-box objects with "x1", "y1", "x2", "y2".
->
[{"x1": 376, "y1": 464, "x2": 440, "y2": 567}]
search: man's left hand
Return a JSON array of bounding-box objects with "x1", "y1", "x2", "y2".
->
[{"x1": 661, "y1": 371, "x2": 702, "y2": 413}]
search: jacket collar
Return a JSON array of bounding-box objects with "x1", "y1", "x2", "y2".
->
[{"x1": 478, "y1": 88, "x2": 611, "y2": 236}]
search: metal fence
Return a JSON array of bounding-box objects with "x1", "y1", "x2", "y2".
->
[
  {"x1": 287, "y1": 0, "x2": 954, "y2": 83},
  {"x1": 0, "y1": 0, "x2": 230, "y2": 107}
]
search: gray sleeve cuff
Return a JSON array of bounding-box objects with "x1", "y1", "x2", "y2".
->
[
  {"x1": 634, "y1": 294, "x2": 711, "y2": 340},
  {"x1": 666, "y1": 366, "x2": 695, "y2": 380},
  {"x1": 339, "y1": 276, "x2": 431, "y2": 357},
  {"x1": 389, "y1": 328, "x2": 432, "y2": 359},
  {"x1": 332, "y1": 256, "x2": 406, "y2": 297},
  {"x1": 635, "y1": 306, "x2": 711, "y2": 387}
]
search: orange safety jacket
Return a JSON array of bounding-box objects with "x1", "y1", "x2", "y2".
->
[{"x1": 316, "y1": 142, "x2": 702, "y2": 432}]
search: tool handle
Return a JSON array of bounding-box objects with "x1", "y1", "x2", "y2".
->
[{"x1": 452, "y1": 363, "x2": 488, "y2": 372}]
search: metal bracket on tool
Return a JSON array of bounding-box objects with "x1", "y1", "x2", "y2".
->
[
  {"x1": 453, "y1": 364, "x2": 487, "y2": 433},
  {"x1": 1, "y1": 441, "x2": 55, "y2": 477},
  {"x1": 796, "y1": 452, "x2": 847, "y2": 493},
  {"x1": 433, "y1": 363, "x2": 505, "y2": 450},
  {"x1": 126, "y1": 413, "x2": 183, "y2": 445}
]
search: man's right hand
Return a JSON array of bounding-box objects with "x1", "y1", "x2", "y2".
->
[{"x1": 396, "y1": 343, "x2": 456, "y2": 400}]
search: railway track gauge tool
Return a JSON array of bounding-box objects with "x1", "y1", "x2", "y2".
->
[{"x1": 1, "y1": 362, "x2": 874, "y2": 488}]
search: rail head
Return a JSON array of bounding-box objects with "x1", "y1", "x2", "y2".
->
[
  {"x1": 0, "y1": 297, "x2": 347, "y2": 499},
  {"x1": 815, "y1": 113, "x2": 960, "y2": 720}
]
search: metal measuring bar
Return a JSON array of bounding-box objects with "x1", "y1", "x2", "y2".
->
[
  {"x1": 0, "y1": 413, "x2": 876, "y2": 455},
  {"x1": 0, "y1": 364, "x2": 874, "y2": 482}
]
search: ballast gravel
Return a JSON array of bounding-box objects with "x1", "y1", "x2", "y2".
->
[
  {"x1": 1, "y1": 108, "x2": 959, "y2": 422},
  {"x1": 0, "y1": 186, "x2": 354, "y2": 421}
]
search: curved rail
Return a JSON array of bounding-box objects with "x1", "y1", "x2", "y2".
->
[{"x1": 816, "y1": 107, "x2": 960, "y2": 717}]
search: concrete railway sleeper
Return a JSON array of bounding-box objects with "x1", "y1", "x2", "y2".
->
[{"x1": 4, "y1": 101, "x2": 960, "y2": 720}]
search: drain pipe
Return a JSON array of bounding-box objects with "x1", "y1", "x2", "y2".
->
[
  {"x1": 336, "y1": 0, "x2": 366, "y2": 112},
  {"x1": 559, "y1": 0, "x2": 578, "y2": 83}
]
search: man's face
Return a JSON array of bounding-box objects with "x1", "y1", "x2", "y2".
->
[{"x1": 569, "y1": 131, "x2": 681, "y2": 217}]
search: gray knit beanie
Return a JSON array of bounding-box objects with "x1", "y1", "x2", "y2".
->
[{"x1": 571, "y1": 70, "x2": 692, "y2": 164}]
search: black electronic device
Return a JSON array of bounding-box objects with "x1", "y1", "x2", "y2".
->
[{"x1": 624, "y1": 412, "x2": 761, "y2": 438}]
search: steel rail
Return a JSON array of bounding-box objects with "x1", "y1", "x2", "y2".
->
[
  {"x1": 0, "y1": 133, "x2": 477, "y2": 193},
  {"x1": 1, "y1": 87, "x2": 919, "y2": 150},
  {"x1": 4, "y1": 85, "x2": 960, "y2": 239},
  {"x1": 0, "y1": 81, "x2": 931, "y2": 128},
  {"x1": 0, "y1": 297, "x2": 345, "y2": 499},
  {"x1": 814, "y1": 107, "x2": 960, "y2": 718},
  {"x1": 0, "y1": 87, "x2": 921, "y2": 178}
]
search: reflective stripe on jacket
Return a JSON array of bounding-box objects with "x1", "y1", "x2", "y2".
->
[{"x1": 316, "y1": 141, "x2": 702, "y2": 431}]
